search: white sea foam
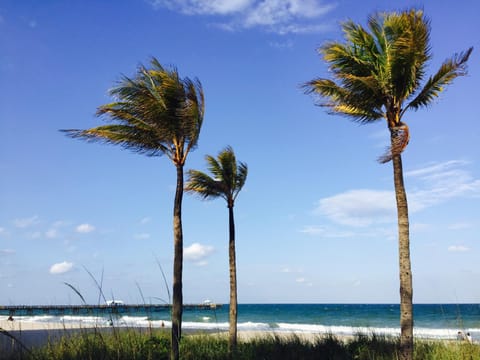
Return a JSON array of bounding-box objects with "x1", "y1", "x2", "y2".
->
[{"x1": 4, "y1": 314, "x2": 479, "y2": 340}]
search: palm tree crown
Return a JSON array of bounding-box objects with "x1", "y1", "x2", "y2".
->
[
  {"x1": 303, "y1": 9, "x2": 471, "y2": 360},
  {"x1": 304, "y1": 9, "x2": 472, "y2": 161},
  {"x1": 186, "y1": 146, "x2": 247, "y2": 355},
  {"x1": 186, "y1": 146, "x2": 248, "y2": 207},
  {"x1": 63, "y1": 57, "x2": 204, "y2": 166},
  {"x1": 62, "y1": 57, "x2": 205, "y2": 360}
]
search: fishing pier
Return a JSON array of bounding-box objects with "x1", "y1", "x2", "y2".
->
[{"x1": 0, "y1": 303, "x2": 222, "y2": 316}]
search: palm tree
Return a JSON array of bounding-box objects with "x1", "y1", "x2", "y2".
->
[
  {"x1": 62, "y1": 57, "x2": 204, "y2": 360},
  {"x1": 185, "y1": 146, "x2": 248, "y2": 355},
  {"x1": 303, "y1": 9, "x2": 472, "y2": 360}
]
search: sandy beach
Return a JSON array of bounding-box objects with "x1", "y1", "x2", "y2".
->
[
  {"x1": 0, "y1": 319, "x2": 327, "y2": 356},
  {"x1": 0, "y1": 319, "x2": 114, "y2": 355}
]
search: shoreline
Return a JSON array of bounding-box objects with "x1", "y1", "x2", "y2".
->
[
  {"x1": 0, "y1": 319, "x2": 359, "y2": 354},
  {"x1": 1, "y1": 319, "x2": 464, "y2": 355}
]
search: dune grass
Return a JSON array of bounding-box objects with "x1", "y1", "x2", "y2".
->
[{"x1": 2, "y1": 328, "x2": 479, "y2": 360}]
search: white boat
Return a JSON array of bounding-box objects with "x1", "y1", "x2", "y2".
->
[{"x1": 105, "y1": 300, "x2": 124, "y2": 306}]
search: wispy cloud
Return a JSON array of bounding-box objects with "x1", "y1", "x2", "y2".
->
[
  {"x1": 315, "y1": 189, "x2": 396, "y2": 227},
  {"x1": 406, "y1": 160, "x2": 480, "y2": 211},
  {"x1": 448, "y1": 245, "x2": 470, "y2": 252},
  {"x1": 269, "y1": 39, "x2": 294, "y2": 49},
  {"x1": 140, "y1": 217, "x2": 151, "y2": 225},
  {"x1": 134, "y1": 233, "x2": 151, "y2": 240},
  {"x1": 13, "y1": 215, "x2": 40, "y2": 228},
  {"x1": 300, "y1": 225, "x2": 355, "y2": 238},
  {"x1": 76, "y1": 223, "x2": 95, "y2": 233},
  {"x1": 281, "y1": 267, "x2": 303, "y2": 273},
  {"x1": 45, "y1": 228, "x2": 58, "y2": 239},
  {"x1": 49, "y1": 261, "x2": 74, "y2": 274},
  {"x1": 0, "y1": 249, "x2": 15, "y2": 256},
  {"x1": 295, "y1": 277, "x2": 313, "y2": 286},
  {"x1": 184, "y1": 242, "x2": 214, "y2": 265},
  {"x1": 447, "y1": 222, "x2": 473, "y2": 230},
  {"x1": 151, "y1": 0, "x2": 253, "y2": 15},
  {"x1": 314, "y1": 160, "x2": 480, "y2": 227},
  {"x1": 149, "y1": 0, "x2": 336, "y2": 34}
]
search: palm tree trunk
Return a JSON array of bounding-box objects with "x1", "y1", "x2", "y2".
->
[
  {"x1": 228, "y1": 204, "x2": 238, "y2": 357},
  {"x1": 171, "y1": 164, "x2": 184, "y2": 360},
  {"x1": 392, "y1": 154, "x2": 413, "y2": 360}
]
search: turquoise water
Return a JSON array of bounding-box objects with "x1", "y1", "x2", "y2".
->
[{"x1": 1, "y1": 304, "x2": 479, "y2": 340}]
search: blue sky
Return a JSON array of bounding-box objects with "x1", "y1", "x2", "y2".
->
[{"x1": 0, "y1": 0, "x2": 478, "y2": 305}]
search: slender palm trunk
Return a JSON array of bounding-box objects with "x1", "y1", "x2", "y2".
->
[
  {"x1": 392, "y1": 154, "x2": 413, "y2": 360},
  {"x1": 171, "y1": 164, "x2": 184, "y2": 360},
  {"x1": 228, "y1": 203, "x2": 238, "y2": 357}
]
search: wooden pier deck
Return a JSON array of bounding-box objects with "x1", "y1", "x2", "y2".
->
[{"x1": 0, "y1": 303, "x2": 222, "y2": 315}]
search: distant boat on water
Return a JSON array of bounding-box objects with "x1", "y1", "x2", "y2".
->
[{"x1": 105, "y1": 300, "x2": 124, "y2": 306}]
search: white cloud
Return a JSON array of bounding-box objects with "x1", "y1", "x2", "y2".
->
[
  {"x1": 448, "y1": 245, "x2": 470, "y2": 252},
  {"x1": 134, "y1": 233, "x2": 151, "y2": 240},
  {"x1": 314, "y1": 160, "x2": 480, "y2": 227},
  {"x1": 149, "y1": 0, "x2": 336, "y2": 34},
  {"x1": 13, "y1": 215, "x2": 40, "y2": 228},
  {"x1": 447, "y1": 222, "x2": 472, "y2": 230},
  {"x1": 0, "y1": 249, "x2": 15, "y2": 256},
  {"x1": 296, "y1": 277, "x2": 305, "y2": 283},
  {"x1": 244, "y1": 0, "x2": 332, "y2": 27},
  {"x1": 140, "y1": 217, "x2": 151, "y2": 224},
  {"x1": 76, "y1": 223, "x2": 95, "y2": 233},
  {"x1": 184, "y1": 243, "x2": 214, "y2": 264},
  {"x1": 406, "y1": 160, "x2": 480, "y2": 211},
  {"x1": 49, "y1": 261, "x2": 74, "y2": 274},
  {"x1": 315, "y1": 189, "x2": 396, "y2": 227},
  {"x1": 45, "y1": 228, "x2": 58, "y2": 239},
  {"x1": 300, "y1": 225, "x2": 327, "y2": 235},
  {"x1": 269, "y1": 39, "x2": 293, "y2": 49},
  {"x1": 151, "y1": 0, "x2": 253, "y2": 15},
  {"x1": 300, "y1": 225, "x2": 355, "y2": 238},
  {"x1": 281, "y1": 267, "x2": 303, "y2": 273}
]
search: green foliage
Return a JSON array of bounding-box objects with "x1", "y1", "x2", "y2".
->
[
  {"x1": 186, "y1": 146, "x2": 248, "y2": 206},
  {"x1": 4, "y1": 330, "x2": 480, "y2": 360},
  {"x1": 304, "y1": 9, "x2": 472, "y2": 126},
  {"x1": 62, "y1": 57, "x2": 204, "y2": 166}
]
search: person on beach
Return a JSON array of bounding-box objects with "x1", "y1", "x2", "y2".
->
[
  {"x1": 466, "y1": 332, "x2": 473, "y2": 343},
  {"x1": 457, "y1": 331, "x2": 465, "y2": 341},
  {"x1": 7, "y1": 315, "x2": 14, "y2": 321}
]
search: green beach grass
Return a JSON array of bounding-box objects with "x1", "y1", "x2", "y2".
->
[{"x1": 2, "y1": 328, "x2": 479, "y2": 360}]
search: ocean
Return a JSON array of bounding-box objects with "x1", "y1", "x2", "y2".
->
[{"x1": 1, "y1": 304, "x2": 479, "y2": 341}]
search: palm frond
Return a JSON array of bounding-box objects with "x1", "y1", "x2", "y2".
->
[
  {"x1": 185, "y1": 170, "x2": 223, "y2": 200},
  {"x1": 62, "y1": 56, "x2": 204, "y2": 164},
  {"x1": 61, "y1": 125, "x2": 170, "y2": 158},
  {"x1": 186, "y1": 146, "x2": 247, "y2": 205},
  {"x1": 303, "y1": 78, "x2": 384, "y2": 123},
  {"x1": 330, "y1": 104, "x2": 384, "y2": 122},
  {"x1": 405, "y1": 47, "x2": 473, "y2": 112}
]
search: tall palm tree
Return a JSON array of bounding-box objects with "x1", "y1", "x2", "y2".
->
[
  {"x1": 62, "y1": 57, "x2": 204, "y2": 360},
  {"x1": 303, "y1": 9, "x2": 472, "y2": 360},
  {"x1": 185, "y1": 146, "x2": 248, "y2": 355}
]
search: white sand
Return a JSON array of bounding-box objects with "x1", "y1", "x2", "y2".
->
[
  {"x1": 0, "y1": 319, "x2": 114, "y2": 355},
  {"x1": 0, "y1": 319, "x2": 346, "y2": 355}
]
